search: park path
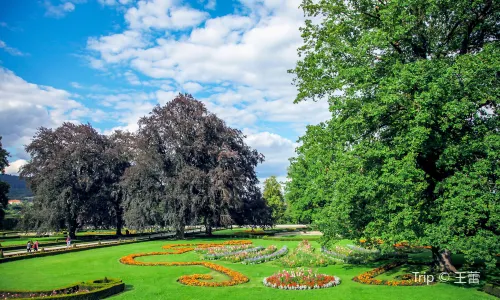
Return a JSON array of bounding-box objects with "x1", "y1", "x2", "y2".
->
[{"x1": 3, "y1": 228, "x2": 202, "y2": 257}]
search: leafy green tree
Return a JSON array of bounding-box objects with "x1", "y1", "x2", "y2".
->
[
  {"x1": 0, "y1": 136, "x2": 10, "y2": 225},
  {"x1": 289, "y1": 0, "x2": 499, "y2": 271},
  {"x1": 263, "y1": 176, "x2": 286, "y2": 223},
  {"x1": 286, "y1": 124, "x2": 335, "y2": 224}
]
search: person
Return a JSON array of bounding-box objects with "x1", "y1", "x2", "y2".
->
[
  {"x1": 66, "y1": 236, "x2": 71, "y2": 248},
  {"x1": 26, "y1": 241, "x2": 31, "y2": 253},
  {"x1": 34, "y1": 240, "x2": 39, "y2": 252}
]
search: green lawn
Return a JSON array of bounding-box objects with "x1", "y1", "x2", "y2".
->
[
  {"x1": 0, "y1": 238, "x2": 494, "y2": 300},
  {"x1": 0, "y1": 236, "x2": 70, "y2": 247}
]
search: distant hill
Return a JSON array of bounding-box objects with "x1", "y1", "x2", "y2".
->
[{"x1": 0, "y1": 174, "x2": 33, "y2": 199}]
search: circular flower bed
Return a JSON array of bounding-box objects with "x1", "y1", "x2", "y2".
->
[{"x1": 263, "y1": 268, "x2": 340, "y2": 290}]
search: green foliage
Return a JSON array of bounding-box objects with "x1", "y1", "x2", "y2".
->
[
  {"x1": 262, "y1": 176, "x2": 286, "y2": 223},
  {"x1": 289, "y1": 0, "x2": 500, "y2": 270}
]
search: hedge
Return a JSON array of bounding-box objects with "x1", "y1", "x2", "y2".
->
[
  {"x1": 483, "y1": 283, "x2": 500, "y2": 298},
  {"x1": 0, "y1": 278, "x2": 124, "y2": 299}
]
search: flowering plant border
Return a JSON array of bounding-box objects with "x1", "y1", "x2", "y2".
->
[
  {"x1": 352, "y1": 261, "x2": 435, "y2": 286},
  {"x1": 242, "y1": 245, "x2": 288, "y2": 264},
  {"x1": 120, "y1": 240, "x2": 251, "y2": 287},
  {"x1": 263, "y1": 268, "x2": 340, "y2": 290}
]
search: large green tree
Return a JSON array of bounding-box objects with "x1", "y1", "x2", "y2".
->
[
  {"x1": 263, "y1": 176, "x2": 286, "y2": 223},
  {"x1": 0, "y1": 136, "x2": 10, "y2": 225},
  {"x1": 289, "y1": 0, "x2": 499, "y2": 271}
]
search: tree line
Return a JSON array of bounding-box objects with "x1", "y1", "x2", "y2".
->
[{"x1": 14, "y1": 94, "x2": 272, "y2": 239}]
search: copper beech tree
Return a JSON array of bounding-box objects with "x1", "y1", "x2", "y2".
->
[{"x1": 122, "y1": 94, "x2": 271, "y2": 238}]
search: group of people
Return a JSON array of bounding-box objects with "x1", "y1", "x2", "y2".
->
[
  {"x1": 26, "y1": 236, "x2": 71, "y2": 253},
  {"x1": 26, "y1": 240, "x2": 39, "y2": 252}
]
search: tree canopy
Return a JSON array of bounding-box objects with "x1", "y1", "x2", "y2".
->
[
  {"x1": 263, "y1": 176, "x2": 286, "y2": 223},
  {"x1": 20, "y1": 123, "x2": 126, "y2": 238},
  {"x1": 122, "y1": 94, "x2": 271, "y2": 238},
  {"x1": 288, "y1": 0, "x2": 499, "y2": 271}
]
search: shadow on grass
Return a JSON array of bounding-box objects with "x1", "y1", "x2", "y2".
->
[{"x1": 124, "y1": 284, "x2": 134, "y2": 292}]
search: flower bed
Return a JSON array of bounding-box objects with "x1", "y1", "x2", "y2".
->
[
  {"x1": 120, "y1": 241, "x2": 250, "y2": 287},
  {"x1": 263, "y1": 268, "x2": 340, "y2": 290},
  {"x1": 321, "y1": 244, "x2": 384, "y2": 264},
  {"x1": 226, "y1": 245, "x2": 277, "y2": 262},
  {"x1": 203, "y1": 246, "x2": 264, "y2": 260},
  {"x1": 0, "y1": 278, "x2": 124, "y2": 299},
  {"x1": 194, "y1": 244, "x2": 253, "y2": 253},
  {"x1": 352, "y1": 261, "x2": 435, "y2": 286},
  {"x1": 279, "y1": 240, "x2": 332, "y2": 267},
  {"x1": 242, "y1": 245, "x2": 288, "y2": 264}
]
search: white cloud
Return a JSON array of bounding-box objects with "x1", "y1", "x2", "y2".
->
[
  {"x1": 0, "y1": 40, "x2": 28, "y2": 56},
  {"x1": 124, "y1": 70, "x2": 142, "y2": 85},
  {"x1": 44, "y1": 1, "x2": 76, "y2": 18},
  {"x1": 98, "y1": 0, "x2": 132, "y2": 6},
  {"x1": 182, "y1": 81, "x2": 203, "y2": 94},
  {"x1": 82, "y1": 0, "x2": 329, "y2": 179},
  {"x1": 244, "y1": 132, "x2": 297, "y2": 179},
  {"x1": 4, "y1": 159, "x2": 27, "y2": 175},
  {"x1": 0, "y1": 68, "x2": 91, "y2": 158},
  {"x1": 70, "y1": 82, "x2": 83, "y2": 88},
  {"x1": 125, "y1": 0, "x2": 209, "y2": 30},
  {"x1": 204, "y1": 0, "x2": 216, "y2": 10}
]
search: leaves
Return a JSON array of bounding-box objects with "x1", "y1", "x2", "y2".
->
[{"x1": 288, "y1": 0, "x2": 500, "y2": 268}]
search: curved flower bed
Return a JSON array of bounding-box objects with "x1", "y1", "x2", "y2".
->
[
  {"x1": 242, "y1": 245, "x2": 288, "y2": 264},
  {"x1": 263, "y1": 268, "x2": 340, "y2": 290},
  {"x1": 226, "y1": 245, "x2": 277, "y2": 263},
  {"x1": 120, "y1": 240, "x2": 251, "y2": 287},
  {"x1": 195, "y1": 244, "x2": 253, "y2": 253},
  {"x1": 352, "y1": 261, "x2": 435, "y2": 286},
  {"x1": 203, "y1": 246, "x2": 264, "y2": 260}
]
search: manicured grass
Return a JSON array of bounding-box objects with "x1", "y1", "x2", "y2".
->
[
  {"x1": 0, "y1": 238, "x2": 495, "y2": 300},
  {"x1": 0, "y1": 236, "x2": 70, "y2": 247}
]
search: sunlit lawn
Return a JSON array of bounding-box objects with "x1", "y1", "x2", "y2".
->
[{"x1": 0, "y1": 238, "x2": 495, "y2": 299}]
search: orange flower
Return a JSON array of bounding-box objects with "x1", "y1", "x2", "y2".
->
[{"x1": 120, "y1": 240, "x2": 251, "y2": 287}]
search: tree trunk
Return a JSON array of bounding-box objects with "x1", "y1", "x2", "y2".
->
[
  {"x1": 431, "y1": 247, "x2": 457, "y2": 272},
  {"x1": 176, "y1": 225, "x2": 185, "y2": 239},
  {"x1": 68, "y1": 225, "x2": 77, "y2": 240},
  {"x1": 115, "y1": 204, "x2": 123, "y2": 236},
  {"x1": 206, "y1": 224, "x2": 212, "y2": 236}
]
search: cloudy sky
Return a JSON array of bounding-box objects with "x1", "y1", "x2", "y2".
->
[{"x1": 0, "y1": 0, "x2": 330, "y2": 183}]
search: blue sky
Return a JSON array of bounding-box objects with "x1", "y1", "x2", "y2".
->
[{"x1": 0, "y1": 0, "x2": 329, "y2": 182}]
